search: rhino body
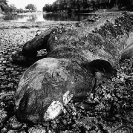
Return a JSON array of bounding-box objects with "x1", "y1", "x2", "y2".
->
[{"x1": 14, "y1": 12, "x2": 133, "y2": 124}]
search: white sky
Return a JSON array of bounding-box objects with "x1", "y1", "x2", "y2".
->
[{"x1": 8, "y1": 0, "x2": 56, "y2": 11}]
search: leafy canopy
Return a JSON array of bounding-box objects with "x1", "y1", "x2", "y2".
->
[{"x1": 25, "y1": 4, "x2": 37, "y2": 11}]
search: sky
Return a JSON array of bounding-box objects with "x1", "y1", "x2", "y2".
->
[{"x1": 8, "y1": 0, "x2": 56, "y2": 11}]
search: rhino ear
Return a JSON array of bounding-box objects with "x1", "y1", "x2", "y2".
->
[{"x1": 82, "y1": 59, "x2": 117, "y2": 77}]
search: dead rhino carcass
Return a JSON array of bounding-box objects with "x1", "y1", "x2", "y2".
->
[{"x1": 15, "y1": 58, "x2": 94, "y2": 124}]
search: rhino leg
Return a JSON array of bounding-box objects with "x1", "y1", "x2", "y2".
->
[
  {"x1": 22, "y1": 28, "x2": 55, "y2": 58},
  {"x1": 82, "y1": 59, "x2": 117, "y2": 99},
  {"x1": 82, "y1": 59, "x2": 117, "y2": 77},
  {"x1": 12, "y1": 28, "x2": 56, "y2": 65}
]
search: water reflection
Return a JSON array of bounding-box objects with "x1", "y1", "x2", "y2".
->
[
  {"x1": 43, "y1": 13, "x2": 89, "y2": 21},
  {"x1": 26, "y1": 15, "x2": 37, "y2": 22},
  {"x1": 3, "y1": 14, "x2": 24, "y2": 21},
  {"x1": 2, "y1": 12, "x2": 92, "y2": 22}
]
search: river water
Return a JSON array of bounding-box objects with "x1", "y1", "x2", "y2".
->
[{"x1": 0, "y1": 12, "x2": 93, "y2": 22}]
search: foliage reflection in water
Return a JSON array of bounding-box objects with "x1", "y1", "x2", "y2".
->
[{"x1": 2, "y1": 12, "x2": 93, "y2": 22}]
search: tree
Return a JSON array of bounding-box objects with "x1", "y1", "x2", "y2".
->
[
  {"x1": 0, "y1": 0, "x2": 7, "y2": 5},
  {"x1": 43, "y1": 4, "x2": 53, "y2": 12},
  {"x1": 17, "y1": 8, "x2": 24, "y2": 13},
  {"x1": 42, "y1": 0, "x2": 133, "y2": 13},
  {"x1": 25, "y1": 4, "x2": 37, "y2": 11},
  {"x1": 9, "y1": 4, "x2": 17, "y2": 12},
  {"x1": 0, "y1": 0, "x2": 9, "y2": 13}
]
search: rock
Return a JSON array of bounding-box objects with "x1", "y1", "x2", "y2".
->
[
  {"x1": 0, "y1": 57, "x2": 4, "y2": 61},
  {"x1": 8, "y1": 116, "x2": 23, "y2": 130},
  {"x1": 1, "y1": 128, "x2": 8, "y2": 133},
  {"x1": 2, "y1": 61, "x2": 6, "y2": 64},
  {"x1": 0, "y1": 110, "x2": 7, "y2": 128},
  {"x1": 37, "y1": 49, "x2": 47, "y2": 57},
  {"x1": 28, "y1": 127, "x2": 46, "y2": 133}
]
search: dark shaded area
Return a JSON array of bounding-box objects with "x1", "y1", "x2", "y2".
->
[
  {"x1": 82, "y1": 59, "x2": 117, "y2": 77},
  {"x1": 43, "y1": 13, "x2": 93, "y2": 21}
]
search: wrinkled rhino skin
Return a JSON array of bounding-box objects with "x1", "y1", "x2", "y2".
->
[
  {"x1": 15, "y1": 58, "x2": 94, "y2": 123},
  {"x1": 15, "y1": 48, "x2": 115, "y2": 124}
]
